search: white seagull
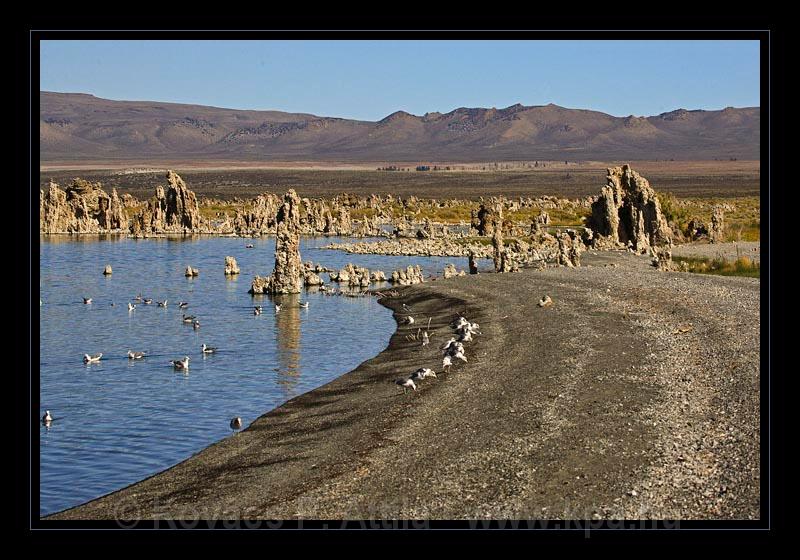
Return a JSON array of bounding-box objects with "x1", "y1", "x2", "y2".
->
[
  {"x1": 127, "y1": 350, "x2": 146, "y2": 360},
  {"x1": 83, "y1": 353, "x2": 103, "y2": 364},
  {"x1": 83, "y1": 297, "x2": 92, "y2": 304},
  {"x1": 201, "y1": 343, "x2": 217, "y2": 354},
  {"x1": 157, "y1": 299, "x2": 168, "y2": 307},
  {"x1": 409, "y1": 367, "x2": 437, "y2": 382},
  {"x1": 395, "y1": 378, "x2": 417, "y2": 393},
  {"x1": 128, "y1": 302, "x2": 136, "y2": 311},
  {"x1": 42, "y1": 410, "x2": 53, "y2": 424},
  {"x1": 275, "y1": 304, "x2": 281, "y2": 313},
  {"x1": 442, "y1": 354, "x2": 452, "y2": 373},
  {"x1": 171, "y1": 356, "x2": 190, "y2": 370},
  {"x1": 192, "y1": 320, "x2": 201, "y2": 330},
  {"x1": 422, "y1": 331, "x2": 430, "y2": 347},
  {"x1": 441, "y1": 337, "x2": 457, "y2": 354},
  {"x1": 182, "y1": 314, "x2": 196, "y2": 323},
  {"x1": 405, "y1": 316, "x2": 415, "y2": 325},
  {"x1": 299, "y1": 302, "x2": 309, "y2": 309},
  {"x1": 230, "y1": 416, "x2": 243, "y2": 433},
  {"x1": 178, "y1": 302, "x2": 189, "y2": 309}
]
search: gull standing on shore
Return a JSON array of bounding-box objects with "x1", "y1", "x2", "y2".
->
[
  {"x1": 422, "y1": 331, "x2": 430, "y2": 347},
  {"x1": 230, "y1": 416, "x2": 243, "y2": 433},
  {"x1": 395, "y1": 378, "x2": 417, "y2": 393},
  {"x1": 409, "y1": 367, "x2": 437, "y2": 383},
  {"x1": 442, "y1": 354, "x2": 452, "y2": 373}
]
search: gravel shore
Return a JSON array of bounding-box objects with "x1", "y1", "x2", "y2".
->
[{"x1": 47, "y1": 248, "x2": 760, "y2": 520}]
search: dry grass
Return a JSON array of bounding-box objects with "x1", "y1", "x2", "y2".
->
[{"x1": 674, "y1": 255, "x2": 760, "y2": 278}]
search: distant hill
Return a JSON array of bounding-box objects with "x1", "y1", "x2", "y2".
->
[{"x1": 40, "y1": 92, "x2": 760, "y2": 162}]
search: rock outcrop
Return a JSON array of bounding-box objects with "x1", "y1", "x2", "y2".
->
[
  {"x1": 443, "y1": 263, "x2": 466, "y2": 279},
  {"x1": 249, "y1": 190, "x2": 304, "y2": 295},
  {"x1": 710, "y1": 206, "x2": 725, "y2": 243},
  {"x1": 491, "y1": 202, "x2": 505, "y2": 272},
  {"x1": 557, "y1": 230, "x2": 582, "y2": 268},
  {"x1": 330, "y1": 263, "x2": 371, "y2": 287},
  {"x1": 130, "y1": 171, "x2": 205, "y2": 235},
  {"x1": 40, "y1": 179, "x2": 128, "y2": 234},
  {"x1": 468, "y1": 251, "x2": 479, "y2": 274},
  {"x1": 390, "y1": 265, "x2": 425, "y2": 285},
  {"x1": 224, "y1": 256, "x2": 240, "y2": 275},
  {"x1": 587, "y1": 165, "x2": 672, "y2": 253}
]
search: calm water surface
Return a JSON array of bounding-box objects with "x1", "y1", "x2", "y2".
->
[{"x1": 39, "y1": 235, "x2": 490, "y2": 516}]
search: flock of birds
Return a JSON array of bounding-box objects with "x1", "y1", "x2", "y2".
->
[
  {"x1": 395, "y1": 312, "x2": 480, "y2": 393},
  {"x1": 43, "y1": 292, "x2": 317, "y2": 434}
]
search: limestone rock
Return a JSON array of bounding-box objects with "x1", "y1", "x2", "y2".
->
[
  {"x1": 390, "y1": 265, "x2": 425, "y2": 285},
  {"x1": 370, "y1": 270, "x2": 387, "y2": 283},
  {"x1": 224, "y1": 256, "x2": 240, "y2": 275},
  {"x1": 710, "y1": 206, "x2": 725, "y2": 243},
  {"x1": 268, "y1": 190, "x2": 304, "y2": 294},
  {"x1": 468, "y1": 251, "x2": 479, "y2": 275},
  {"x1": 587, "y1": 165, "x2": 672, "y2": 253}
]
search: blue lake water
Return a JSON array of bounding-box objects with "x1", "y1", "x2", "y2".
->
[{"x1": 39, "y1": 235, "x2": 490, "y2": 516}]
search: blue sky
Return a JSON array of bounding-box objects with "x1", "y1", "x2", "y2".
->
[{"x1": 40, "y1": 40, "x2": 760, "y2": 121}]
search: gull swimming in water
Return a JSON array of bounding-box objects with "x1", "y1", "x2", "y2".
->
[
  {"x1": 83, "y1": 298, "x2": 92, "y2": 304},
  {"x1": 275, "y1": 304, "x2": 281, "y2": 313},
  {"x1": 178, "y1": 302, "x2": 189, "y2": 309},
  {"x1": 42, "y1": 410, "x2": 53, "y2": 425},
  {"x1": 182, "y1": 314, "x2": 196, "y2": 323},
  {"x1": 143, "y1": 298, "x2": 153, "y2": 305},
  {"x1": 253, "y1": 306, "x2": 262, "y2": 316},
  {"x1": 230, "y1": 416, "x2": 243, "y2": 433},
  {"x1": 83, "y1": 353, "x2": 103, "y2": 364},
  {"x1": 192, "y1": 320, "x2": 201, "y2": 330},
  {"x1": 133, "y1": 294, "x2": 143, "y2": 303},
  {"x1": 395, "y1": 378, "x2": 417, "y2": 393},
  {"x1": 299, "y1": 302, "x2": 309, "y2": 309},
  {"x1": 171, "y1": 356, "x2": 190, "y2": 370},
  {"x1": 157, "y1": 299, "x2": 168, "y2": 307},
  {"x1": 201, "y1": 343, "x2": 217, "y2": 354},
  {"x1": 245, "y1": 243, "x2": 254, "y2": 248},
  {"x1": 127, "y1": 350, "x2": 146, "y2": 360},
  {"x1": 128, "y1": 302, "x2": 136, "y2": 311}
]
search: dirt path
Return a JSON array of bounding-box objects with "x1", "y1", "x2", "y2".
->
[{"x1": 47, "y1": 250, "x2": 760, "y2": 520}]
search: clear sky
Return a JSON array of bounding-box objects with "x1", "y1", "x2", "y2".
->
[{"x1": 40, "y1": 40, "x2": 760, "y2": 121}]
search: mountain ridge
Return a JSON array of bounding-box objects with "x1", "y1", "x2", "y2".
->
[{"x1": 40, "y1": 92, "x2": 760, "y2": 162}]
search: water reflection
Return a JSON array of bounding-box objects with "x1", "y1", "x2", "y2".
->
[{"x1": 273, "y1": 294, "x2": 302, "y2": 397}]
